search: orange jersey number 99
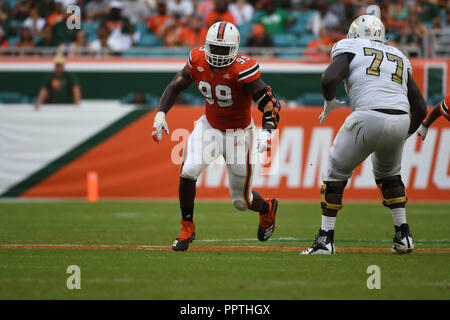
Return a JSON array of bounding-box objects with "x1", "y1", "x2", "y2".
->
[{"x1": 198, "y1": 81, "x2": 233, "y2": 108}]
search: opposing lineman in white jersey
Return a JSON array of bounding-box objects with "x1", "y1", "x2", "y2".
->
[
  {"x1": 332, "y1": 37, "x2": 412, "y2": 113},
  {"x1": 301, "y1": 15, "x2": 427, "y2": 255}
]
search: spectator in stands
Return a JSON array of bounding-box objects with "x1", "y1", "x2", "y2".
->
[
  {"x1": 180, "y1": 15, "x2": 207, "y2": 47},
  {"x1": 23, "y1": 5, "x2": 46, "y2": 37},
  {"x1": 35, "y1": 56, "x2": 81, "y2": 110},
  {"x1": 389, "y1": 0, "x2": 410, "y2": 29},
  {"x1": 52, "y1": 10, "x2": 77, "y2": 46},
  {"x1": 433, "y1": 8, "x2": 450, "y2": 55},
  {"x1": 228, "y1": 0, "x2": 254, "y2": 26},
  {"x1": 14, "y1": 27, "x2": 34, "y2": 56},
  {"x1": 47, "y1": 0, "x2": 66, "y2": 27},
  {"x1": 304, "y1": 25, "x2": 345, "y2": 61},
  {"x1": 443, "y1": 7, "x2": 450, "y2": 30},
  {"x1": 407, "y1": 8, "x2": 429, "y2": 55},
  {"x1": 0, "y1": 4, "x2": 15, "y2": 38},
  {"x1": 158, "y1": 13, "x2": 185, "y2": 47},
  {"x1": 416, "y1": 0, "x2": 441, "y2": 23},
  {"x1": 68, "y1": 29, "x2": 87, "y2": 57},
  {"x1": 324, "y1": 0, "x2": 346, "y2": 27},
  {"x1": 38, "y1": 0, "x2": 55, "y2": 19},
  {"x1": 246, "y1": 23, "x2": 274, "y2": 58},
  {"x1": 391, "y1": 23, "x2": 421, "y2": 56},
  {"x1": 377, "y1": 1, "x2": 393, "y2": 33},
  {"x1": 197, "y1": 0, "x2": 215, "y2": 21},
  {"x1": 0, "y1": 27, "x2": 9, "y2": 56},
  {"x1": 147, "y1": 2, "x2": 170, "y2": 34},
  {"x1": 101, "y1": 1, "x2": 133, "y2": 34},
  {"x1": 205, "y1": 0, "x2": 236, "y2": 27},
  {"x1": 88, "y1": 25, "x2": 112, "y2": 57},
  {"x1": 86, "y1": 0, "x2": 111, "y2": 23},
  {"x1": 256, "y1": 0, "x2": 294, "y2": 34},
  {"x1": 121, "y1": 0, "x2": 151, "y2": 25},
  {"x1": 308, "y1": 1, "x2": 340, "y2": 37},
  {"x1": 12, "y1": 0, "x2": 32, "y2": 21},
  {"x1": 35, "y1": 24, "x2": 61, "y2": 55},
  {"x1": 167, "y1": 0, "x2": 194, "y2": 22},
  {"x1": 100, "y1": 1, "x2": 137, "y2": 52}
]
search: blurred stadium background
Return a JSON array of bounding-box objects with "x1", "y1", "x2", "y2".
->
[
  {"x1": 0, "y1": 0, "x2": 449, "y2": 201},
  {"x1": 0, "y1": 0, "x2": 449, "y2": 104}
]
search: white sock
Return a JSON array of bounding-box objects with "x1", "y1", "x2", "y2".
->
[
  {"x1": 391, "y1": 207, "x2": 407, "y2": 227},
  {"x1": 321, "y1": 215, "x2": 336, "y2": 232}
]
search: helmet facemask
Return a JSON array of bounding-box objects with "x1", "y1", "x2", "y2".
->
[
  {"x1": 205, "y1": 42, "x2": 238, "y2": 68},
  {"x1": 204, "y1": 21, "x2": 240, "y2": 68}
]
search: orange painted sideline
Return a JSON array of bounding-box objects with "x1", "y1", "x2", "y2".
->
[{"x1": 0, "y1": 244, "x2": 448, "y2": 253}]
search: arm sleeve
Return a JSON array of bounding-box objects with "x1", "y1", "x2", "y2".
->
[{"x1": 440, "y1": 94, "x2": 450, "y2": 120}]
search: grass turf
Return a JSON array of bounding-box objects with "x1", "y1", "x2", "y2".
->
[{"x1": 0, "y1": 201, "x2": 449, "y2": 299}]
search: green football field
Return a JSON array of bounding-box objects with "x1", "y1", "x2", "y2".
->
[{"x1": 0, "y1": 200, "x2": 449, "y2": 300}]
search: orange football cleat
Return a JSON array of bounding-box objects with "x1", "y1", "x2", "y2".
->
[
  {"x1": 258, "y1": 198, "x2": 278, "y2": 241},
  {"x1": 172, "y1": 219, "x2": 196, "y2": 251}
]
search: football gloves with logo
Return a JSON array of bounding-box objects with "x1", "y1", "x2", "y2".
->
[
  {"x1": 152, "y1": 111, "x2": 169, "y2": 144},
  {"x1": 319, "y1": 98, "x2": 346, "y2": 124}
]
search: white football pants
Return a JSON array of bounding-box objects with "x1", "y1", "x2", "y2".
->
[
  {"x1": 323, "y1": 109, "x2": 410, "y2": 182},
  {"x1": 180, "y1": 114, "x2": 256, "y2": 210}
]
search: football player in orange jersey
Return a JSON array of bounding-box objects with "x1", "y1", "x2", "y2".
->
[
  {"x1": 417, "y1": 93, "x2": 450, "y2": 140},
  {"x1": 152, "y1": 21, "x2": 285, "y2": 251}
]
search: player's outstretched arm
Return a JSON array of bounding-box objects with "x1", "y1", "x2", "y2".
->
[
  {"x1": 152, "y1": 66, "x2": 193, "y2": 144},
  {"x1": 319, "y1": 53, "x2": 350, "y2": 123},
  {"x1": 406, "y1": 73, "x2": 427, "y2": 136},
  {"x1": 423, "y1": 104, "x2": 443, "y2": 127},
  {"x1": 157, "y1": 66, "x2": 193, "y2": 114},
  {"x1": 243, "y1": 78, "x2": 285, "y2": 152},
  {"x1": 417, "y1": 103, "x2": 441, "y2": 140}
]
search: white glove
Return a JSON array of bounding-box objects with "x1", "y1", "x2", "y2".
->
[
  {"x1": 152, "y1": 111, "x2": 169, "y2": 144},
  {"x1": 257, "y1": 130, "x2": 271, "y2": 153},
  {"x1": 319, "y1": 98, "x2": 346, "y2": 124},
  {"x1": 416, "y1": 123, "x2": 428, "y2": 141}
]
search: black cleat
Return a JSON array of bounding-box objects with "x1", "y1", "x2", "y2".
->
[
  {"x1": 392, "y1": 223, "x2": 414, "y2": 254},
  {"x1": 300, "y1": 229, "x2": 335, "y2": 255}
]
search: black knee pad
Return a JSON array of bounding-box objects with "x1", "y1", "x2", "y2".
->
[
  {"x1": 321, "y1": 181, "x2": 347, "y2": 211},
  {"x1": 375, "y1": 175, "x2": 407, "y2": 208}
]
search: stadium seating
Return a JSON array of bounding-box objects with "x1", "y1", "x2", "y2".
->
[
  {"x1": 3, "y1": 0, "x2": 17, "y2": 7},
  {"x1": 138, "y1": 34, "x2": 163, "y2": 47},
  {"x1": 81, "y1": 22, "x2": 98, "y2": 43},
  {"x1": 296, "y1": 34, "x2": 317, "y2": 47},
  {"x1": 272, "y1": 34, "x2": 298, "y2": 47}
]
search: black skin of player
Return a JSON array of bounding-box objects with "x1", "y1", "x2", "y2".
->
[
  {"x1": 156, "y1": 52, "x2": 275, "y2": 215},
  {"x1": 320, "y1": 52, "x2": 427, "y2": 218},
  {"x1": 422, "y1": 102, "x2": 444, "y2": 128}
]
